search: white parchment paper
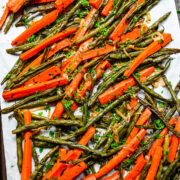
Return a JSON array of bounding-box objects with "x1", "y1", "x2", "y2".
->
[{"x1": 0, "y1": 0, "x2": 180, "y2": 179}]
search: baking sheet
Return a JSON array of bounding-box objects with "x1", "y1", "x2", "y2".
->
[{"x1": 0, "y1": 0, "x2": 180, "y2": 179}]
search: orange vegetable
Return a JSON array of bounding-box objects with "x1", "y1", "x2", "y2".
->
[
  {"x1": 95, "y1": 129, "x2": 146, "y2": 179},
  {"x1": 148, "y1": 117, "x2": 176, "y2": 156},
  {"x1": 168, "y1": 115, "x2": 180, "y2": 162},
  {"x1": 73, "y1": 8, "x2": 97, "y2": 43},
  {"x1": 58, "y1": 161, "x2": 87, "y2": 180},
  {"x1": 21, "y1": 110, "x2": 32, "y2": 180},
  {"x1": 124, "y1": 33, "x2": 172, "y2": 77},
  {"x1": 96, "y1": 60, "x2": 111, "y2": 79},
  {"x1": 20, "y1": 27, "x2": 77, "y2": 60},
  {"x1": 0, "y1": 5, "x2": 9, "y2": 30},
  {"x1": 2, "y1": 77, "x2": 68, "y2": 101},
  {"x1": 124, "y1": 158, "x2": 148, "y2": 180},
  {"x1": 24, "y1": 65, "x2": 61, "y2": 86},
  {"x1": 12, "y1": 10, "x2": 59, "y2": 45},
  {"x1": 83, "y1": 174, "x2": 97, "y2": 180},
  {"x1": 110, "y1": 0, "x2": 144, "y2": 41},
  {"x1": 89, "y1": 0, "x2": 103, "y2": 9},
  {"x1": 126, "y1": 108, "x2": 151, "y2": 143},
  {"x1": 78, "y1": 37, "x2": 94, "y2": 52},
  {"x1": 19, "y1": 38, "x2": 71, "y2": 76},
  {"x1": 102, "y1": 171, "x2": 120, "y2": 180},
  {"x1": 101, "y1": 0, "x2": 115, "y2": 16},
  {"x1": 145, "y1": 146, "x2": 163, "y2": 180},
  {"x1": 129, "y1": 94, "x2": 138, "y2": 109},
  {"x1": 31, "y1": 0, "x2": 55, "y2": 3},
  {"x1": 80, "y1": 44, "x2": 116, "y2": 61},
  {"x1": 7, "y1": 0, "x2": 26, "y2": 13},
  {"x1": 54, "y1": 0, "x2": 75, "y2": 12},
  {"x1": 98, "y1": 66, "x2": 155, "y2": 105}
]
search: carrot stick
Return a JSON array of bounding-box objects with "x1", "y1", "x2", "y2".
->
[
  {"x1": 2, "y1": 77, "x2": 68, "y2": 101},
  {"x1": 124, "y1": 33, "x2": 172, "y2": 77},
  {"x1": 12, "y1": 10, "x2": 59, "y2": 45},
  {"x1": 19, "y1": 38, "x2": 71, "y2": 76},
  {"x1": 124, "y1": 158, "x2": 148, "y2": 180},
  {"x1": 21, "y1": 110, "x2": 32, "y2": 180},
  {"x1": 96, "y1": 60, "x2": 111, "y2": 79},
  {"x1": 82, "y1": 174, "x2": 97, "y2": 180},
  {"x1": 0, "y1": 5, "x2": 9, "y2": 30},
  {"x1": 7, "y1": 0, "x2": 26, "y2": 13},
  {"x1": 168, "y1": 115, "x2": 180, "y2": 162},
  {"x1": 78, "y1": 37, "x2": 94, "y2": 52},
  {"x1": 31, "y1": 0, "x2": 55, "y2": 4},
  {"x1": 148, "y1": 117, "x2": 176, "y2": 156},
  {"x1": 129, "y1": 94, "x2": 138, "y2": 109},
  {"x1": 102, "y1": 171, "x2": 120, "y2": 180},
  {"x1": 73, "y1": 8, "x2": 97, "y2": 43},
  {"x1": 54, "y1": 0, "x2": 75, "y2": 12},
  {"x1": 98, "y1": 66, "x2": 155, "y2": 105},
  {"x1": 89, "y1": 0, "x2": 103, "y2": 9},
  {"x1": 57, "y1": 161, "x2": 87, "y2": 180},
  {"x1": 59, "y1": 148, "x2": 67, "y2": 159},
  {"x1": 20, "y1": 27, "x2": 77, "y2": 61},
  {"x1": 95, "y1": 129, "x2": 146, "y2": 179},
  {"x1": 80, "y1": 44, "x2": 116, "y2": 61},
  {"x1": 101, "y1": 0, "x2": 115, "y2": 16},
  {"x1": 126, "y1": 108, "x2": 151, "y2": 143},
  {"x1": 110, "y1": 0, "x2": 144, "y2": 41},
  {"x1": 145, "y1": 146, "x2": 163, "y2": 180}
]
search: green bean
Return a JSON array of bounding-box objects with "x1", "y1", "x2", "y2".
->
[
  {"x1": 30, "y1": 146, "x2": 59, "y2": 180},
  {"x1": 33, "y1": 141, "x2": 55, "y2": 148},
  {"x1": 29, "y1": 4, "x2": 55, "y2": 13},
  {"x1": 33, "y1": 135, "x2": 103, "y2": 155},
  {"x1": 32, "y1": 145, "x2": 39, "y2": 167},
  {"x1": 41, "y1": 47, "x2": 50, "y2": 64},
  {"x1": 4, "y1": 12, "x2": 15, "y2": 33},
  {"x1": 174, "y1": 80, "x2": 180, "y2": 95},
  {"x1": 110, "y1": 50, "x2": 142, "y2": 59},
  {"x1": 82, "y1": 91, "x2": 89, "y2": 125}
]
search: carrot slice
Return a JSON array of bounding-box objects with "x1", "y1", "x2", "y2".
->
[
  {"x1": 124, "y1": 158, "x2": 148, "y2": 180},
  {"x1": 21, "y1": 110, "x2": 32, "y2": 180},
  {"x1": 98, "y1": 66, "x2": 155, "y2": 105},
  {"x1": 58, "y1": 161, "x2": 87, "y2": 180},
  {"x1": 24, "y1": 65, "x2": 61, "y2": 86},
  {"x1": 168, "y1": 115, "x2": 180, "y2": 162},
  {"x1": 2, "y1": 77, "x2": 68, "y2": 101},
  {"x1": 129, "y1": 94, "x2": 138, "y2": 109},
  {"x1": 101, "y1": 0, "x2": 115, "y2": 16},
  {"x1": 89, "y1": 0, "x2": 103, "y2": 9},
  {"x1": 95, "y1": 129, "x2": 146, "y2": 179},
  {"x1": 54, "y1": 0, "x2": 75, "y2": 12},
  {"x1": 31, "y1": 0, "x2": 55, "y2": 3},
  {"x1": 82, "y1": 174, "x2": 97, "y2": 180},
  {"x1": 110, "y1": 0, "x2": 144, "y2": 41},
  {"x1": 7, "y1": 0, "x2": 26, "y2": 13},
  {"x1": 126, "y1": 108, "x2": 151, "y2": 143},
  {"x1": 145, "y1": 146, "x2": 163, "y2": 180},
  {"x1": 12, "y1": 10, "x2": 59, "y2": 45},
  {"x1": 0, "y1": 5, "x2": 9, "y2": 30},
  {"x1": 20, "y1": 27, "x2": 77, "y2": 61},
  {"x1": 148, "y1": 117, "x2": 176, "y2": 156},
  {"x1": 102, "y1": 171, "x2": 120, "y2": 180},
  {"x1": 124, "y1": 33, "x2": 172, "y2": 77},
  {"x1": 96, "y1": 60, "x2": 111, "y2": 79},
  {"x1": 80, "y1": 44, "x2": 116, "y2": 61},
  {"x1": 73, "y1": 8, "x2": 97, "y2": 43}
]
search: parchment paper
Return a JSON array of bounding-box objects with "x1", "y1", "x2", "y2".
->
[{"x1": 0, "y1": 0, "x2": 180, "y2": 179}]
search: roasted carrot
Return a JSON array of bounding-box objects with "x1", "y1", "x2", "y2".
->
[
  {"x1": 7, "y1": 0, "x2": 26, "y2": 13},
  {"x1": 80, "y1": 44, "x2": 116, "y2": 61},
  {"x1": 124, "y1": 33, "x2": 172, "y2": 77},
  {"x1": 58, "y1": 161, "x2": 87, "y2": 180},
  {"x1": 54, "y1": 0, "x2": 75, "y2": 12},
  {"x1": 110, "y1": 0, "x2": 144, "y2": 41},
  {"x1": 101, "y1": 0, "x2": 115, "y2": 16},
  {"x1": 148, "y1": 117, "x2": 176, "y2": 156},
  {"x1": 98, "y1": 66, "x2": 155, "y2": 105},
  {"x1": 102, "y1": 171, "x2": 120, "y2": 180},
  {"x1": 2, "y1": 77, "x2": 68, "y2": 101},
  {"x1": 24, "y1": 65, "x2": 61, "y2": 86},
  {"x1": 59, "y1": 148, "x2": 67, "y2": 159},
  {"x1": 78, "y1": 37, "x2": 94, "y2": 52},
  {"x1": 19, "y1": 38, "x2": 71, "y2": 76},
  {"x1": 0, "y1": 5, "x2": 9, "y2": 30},
  {"x1": 96, "y1": 60, "x2": 111, "y2": 79},
  {"x1": 126, "y1": 108, "x2": 151, "y2": 143},
  {"x1": 83, "y1": 174, "x2": 97, "y2": 180},
  {"x1": 20, "y1": 27, "x2": 77, "y2": 61},
  {"x1": 145, "y1": 146, "x2": 163, "y2": 180},
  {"x1": 73, "y1": 8, "x2": 97, "y2": 43},
  {"x1": 31, "y1": 0, "x2": 55, "y2": 3},
  {"x1": 89, "y1": 0, "x2": 103, "y2": 9},
  {"x1": 129, "y1": 94, "x2": 138, "y2": 109},
  {"x1": 168, "y1": 115, "x2": 180, "y2": 162},
  {"x1": 95, "y1": 129, "x2": 146, "y2": 179},
  {"x1": 12, "y1": 10, "x2": 59, "y2": 45},
  {"x1": 124, "y1": 158, "x2": 148, "y2": 180},
  {"x1": 21, "y1": 110, "x2": 32, "y2": 180}
]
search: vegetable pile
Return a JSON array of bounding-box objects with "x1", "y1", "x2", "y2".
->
[{"x1": 0, "y1": 0, "x2": 180, "y2": 179}]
